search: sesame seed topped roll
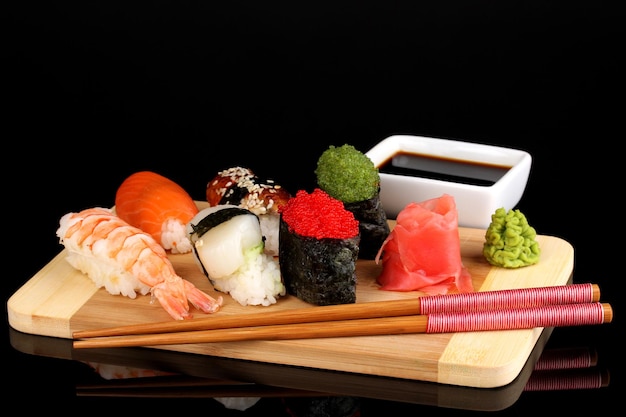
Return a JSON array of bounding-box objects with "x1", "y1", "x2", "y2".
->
[{"x1": 206, "y1": 167, "x2": 290, "y2": 216}]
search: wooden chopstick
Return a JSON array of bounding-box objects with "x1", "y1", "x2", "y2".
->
[
  {"x1": 73, "y1": 302, "x2": 612, "y2": 349},
  {"x1": 73, "y1": 283, "x2": 601, "y2": 339},
  {"x1": 73, "y1": 298, "x2": 421, "y2": 339}
]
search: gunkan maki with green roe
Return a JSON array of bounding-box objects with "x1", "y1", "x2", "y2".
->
[{"x1": 315, "y1": 144, "x2": 390, "y2": 259}]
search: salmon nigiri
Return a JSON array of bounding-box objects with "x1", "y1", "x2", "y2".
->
[{"x1": 115, "y1": 171, "x2": 199, "y2": 254}]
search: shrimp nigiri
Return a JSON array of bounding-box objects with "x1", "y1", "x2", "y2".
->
[
  {"x1": 115, "y1": 171, "x2": 199, "y2": 254},
  {"x1": 56, "y1": 207, "x2": 223, "y2": 320}
]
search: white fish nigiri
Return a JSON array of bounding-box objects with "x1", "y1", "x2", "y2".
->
[{"x1": 187, "y1": 205, "x2": 285, "y2": 306}]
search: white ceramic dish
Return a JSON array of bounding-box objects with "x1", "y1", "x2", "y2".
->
[{"x1": 365, "y1": 135, "x2": 532, "y2": 229}]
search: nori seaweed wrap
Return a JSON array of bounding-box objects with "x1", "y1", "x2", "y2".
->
[
  {"x1": 279, "y1": 219, "x2": 360, "y2": 305},
  {"x1": 343, "y1": 187, "x2": 389, "y2": 259},
  {"x1": 278, "y1": 189, "x2": 360, "y2": 305}
]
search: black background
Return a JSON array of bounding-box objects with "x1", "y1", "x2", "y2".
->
[{"x1": 5, "y1": 1, "x2": 624, "y2": 414}]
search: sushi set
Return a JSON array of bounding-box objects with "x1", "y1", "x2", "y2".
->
[{"x1": 7, "y1": 201, "x2": 576, "y2": 389}]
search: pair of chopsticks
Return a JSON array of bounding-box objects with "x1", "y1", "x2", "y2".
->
[{"x1": 73, "y1": 283, "x2": 612, "y2": 349}]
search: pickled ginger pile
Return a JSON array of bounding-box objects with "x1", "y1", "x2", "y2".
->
[{"x1": 375, "y1": 194, "x2": 474, "y2": 295}]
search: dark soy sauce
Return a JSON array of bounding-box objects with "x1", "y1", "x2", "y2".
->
[{"x1": 378, "y1": 152, "x2": 512, "y2": 187}]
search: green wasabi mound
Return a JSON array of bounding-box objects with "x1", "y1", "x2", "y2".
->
[
  {"x1": 315, "y1": 144, "x2": 380, "y2": 203},
  {"x1": 483, "y1": 208, "x2": 541, "y2": 268}
]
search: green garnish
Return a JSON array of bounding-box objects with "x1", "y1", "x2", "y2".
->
[
  {"x1": 483, "y1": 208, "x2": 540, "y2": 268},
  {"x1": 315, "y1": 144, "x2": 380, "y2": 203}
]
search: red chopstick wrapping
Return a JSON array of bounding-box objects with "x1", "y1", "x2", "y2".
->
[
  {"x1": 419, "y1": 283, "x2": 598, "y2": 314},
  {"x1": 425, "y1": 302, "x2": 608, "y2": 333}
]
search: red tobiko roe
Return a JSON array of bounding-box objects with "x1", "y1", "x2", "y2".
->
[{"x1": 280, "y1": 188, "x2": 360, "y2": 240}]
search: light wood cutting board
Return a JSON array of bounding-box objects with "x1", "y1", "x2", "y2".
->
[{"x1": 7, "y1": 219, "x2": 574, "y2": 388}]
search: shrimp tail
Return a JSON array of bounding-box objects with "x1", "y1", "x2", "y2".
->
[
  {"x1": 152, "y1": 277, "x2": 192, "y2": 320},
  {"x1": 182, "y1": 280, "x2": 223, "y2": 314},
  {"x1": 152, "y1": 278, "x2": 223, "y2": 319}
]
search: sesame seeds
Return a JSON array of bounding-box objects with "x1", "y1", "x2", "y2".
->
[{"x1": 207, "y1": 167, "x2": 290, "y2": 215}]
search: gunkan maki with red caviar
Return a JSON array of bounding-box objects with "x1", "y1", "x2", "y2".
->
[{"x1": 278, "y1": 188, "x2": 360, "y2": 305}]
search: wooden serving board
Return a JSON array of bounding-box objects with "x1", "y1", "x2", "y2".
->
[{"x1": 7, "y1": 221, "x2": 574, "y2": 388}]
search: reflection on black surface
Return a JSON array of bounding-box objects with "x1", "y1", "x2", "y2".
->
[
  {"x1": 75, "y1": 345, "x2": 609, "y2": 396},
  {"x1": 8, "y1": 325, "x2": 612, "y2": 414},
  {"x1": 524, "y1": 346, "x2": 609, "y2": 392}
]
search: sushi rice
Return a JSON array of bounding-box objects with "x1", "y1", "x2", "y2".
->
[
  {"x1": 258, "y1": 213, "x2": 280, "y2": 256},
  {"x1": 187, "y1": 205, "x2": 285, "y2": 306},
  {"x1": 63, "y1": 237, "x2": 152, "y2": 299},
  {"x1": 160, "y1": 217, "x2": 194, "y2": 254},
  {"x1": 211, "y1": 249, "x2": 283, "y2": 306}
]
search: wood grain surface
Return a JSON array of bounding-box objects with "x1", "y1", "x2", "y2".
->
[{"x1": 7, "y1": 221, "x2": 574, "y2": 388}]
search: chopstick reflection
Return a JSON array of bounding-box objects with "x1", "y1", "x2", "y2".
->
[
  {"x1": 523, "y1": 346, "x2": 610, "y2": 391},
  {"x1": 76, "y1": 364, "x2": 334, "y2": 399}
]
